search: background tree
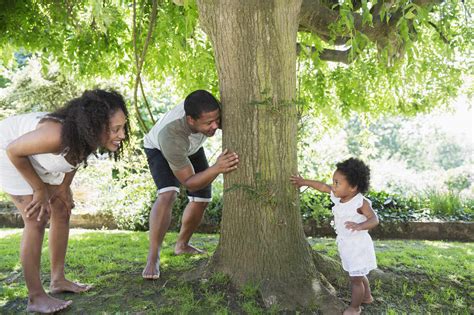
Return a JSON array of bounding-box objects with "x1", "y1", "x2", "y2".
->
[{"x1": 0, "y1": 0, "x2": 472, "y2": 311}]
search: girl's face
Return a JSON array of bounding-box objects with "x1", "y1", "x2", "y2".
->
[
  {"x1": 101, "y1": 109, "x2": 127, "y2": 152},
  {"x1": 332, "y1": 170, "x2": 357, "y2": 200}
]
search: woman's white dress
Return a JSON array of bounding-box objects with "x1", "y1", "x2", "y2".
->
[{"x1": 0, "y1": 112, "x2": 76, "y2": 195}]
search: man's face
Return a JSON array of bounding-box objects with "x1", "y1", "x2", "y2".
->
[{"x1": 187, "y1": 109, "x2": 220, "y2": 137}]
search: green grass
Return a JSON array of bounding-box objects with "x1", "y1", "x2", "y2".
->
[
  {"x1": 1, "y1": 229, "x2": 472, "y2": 314},
  {"x1": 0, "y1": 191, "x2": 9, "y2": 203},
  {"x1": 426, "y1": 189, "x2": 473, "y2": 220}
]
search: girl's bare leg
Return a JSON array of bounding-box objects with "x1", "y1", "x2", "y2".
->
[
  {"x1": 362, "y1": 276, "x2": 374, "y2": 304},
  {"x1": 10, "y1": 194, "x2": 72, "y2": 313},
  {"x1": 343, "y1": 276, "x2": 364, "y2": 315},
  {"x1": 47, "y1": 185, "x2": 91, "y2": 293}
]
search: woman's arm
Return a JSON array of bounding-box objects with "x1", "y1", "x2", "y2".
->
[
  {"x1": 6, "y1": 121, "x2": 63, "y2": 220},
  {"x1": 50, "y1": 170, "x2": 77, "y2": 214}
]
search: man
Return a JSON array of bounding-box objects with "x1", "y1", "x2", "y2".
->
[{"x1": 142, "y1": 90, "x2": 239, "y2": 279}]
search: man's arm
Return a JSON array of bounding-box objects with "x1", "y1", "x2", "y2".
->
[{"x1": 173, "y1": 149, "x2": 239, "y2": 192}]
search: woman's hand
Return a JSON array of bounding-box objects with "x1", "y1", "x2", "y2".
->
[
  {"x1": 49, "y1": 186, "x2": 75, "y2": 215},
  {"x1": 24, "y1": 188, "x2": 51, "y2": 221}
]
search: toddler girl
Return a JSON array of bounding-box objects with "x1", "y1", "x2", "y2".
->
[{"x1": 290, "y1": 158, "x2": 378, "y2": 315}]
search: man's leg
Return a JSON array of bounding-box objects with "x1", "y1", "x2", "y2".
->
[
  {"x1": 175, "y1": 201, "x2": 208, "y2": 255},
  {"x1": 142, "y1": 191, "x2": 177, "y2": 279},
  {"x1": 175, "y1": 147, "x2": 212, "y2": 255}
]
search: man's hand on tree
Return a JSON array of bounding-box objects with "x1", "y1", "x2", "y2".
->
[{"x1": 214, "y1": 149, "x2": 239, "y2": 174}]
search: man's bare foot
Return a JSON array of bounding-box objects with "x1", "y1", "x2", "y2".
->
[
  {"x1": 362, "y1": 295, "x2": 374, "y2": 304},
  {"x1": 174, "y1": 243, "x2": 206, "y2": 255},
  {"x1": 26, "y1": 293, "x2": 72, "y2": 313},
  {"x1": 343, "y1": 306, "x2": 361, "y2": 315},
  {"x1": 142, "y1": 259, "x2": 160, "y2": 280},
  {"x1": 50, "y1": 279, "x2": 92, "y2": 294}
]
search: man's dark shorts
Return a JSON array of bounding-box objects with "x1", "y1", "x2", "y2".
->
[{"x1": 144, "y1": 147, "x2": 212, "y2": 202}]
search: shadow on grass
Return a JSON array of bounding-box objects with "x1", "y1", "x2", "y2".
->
[
  {"x1": 0, "y1": 231, "x2": 472, "y2": 314},
  {"x1": 1, "y1": 260, "x2": 247, "y2": 314}
]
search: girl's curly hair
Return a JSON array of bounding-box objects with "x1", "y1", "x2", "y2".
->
[
  {"x1": 336, "y1": 158, "x2": 371, "y2": 194},
  {"x1": 46, "y1": 89, "x2": 130, "y2": 166}
]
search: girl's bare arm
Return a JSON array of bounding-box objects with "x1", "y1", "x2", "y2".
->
[
  {"x1": 345, "y1": 200, "x2": 379, "y2": 231},
  {"x1": 290, "y1": 175, "x2": 332, "y2": 193}
]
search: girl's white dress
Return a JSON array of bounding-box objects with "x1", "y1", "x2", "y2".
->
[
  {"x1": 0, "y1": 112, "x2": 77, "y2": 195},
  {"x1": 330, "y1": 191, "x2": 377, "y2": 276}
]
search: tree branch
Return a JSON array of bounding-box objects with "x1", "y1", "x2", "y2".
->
[
  {"x1": 299, "y1": 0, "x2": 444, "y2": 57},
  {"x1": 139, "y1": 76, "x2": 156, "y2": 125},
  {"x1": 297, "y1": 43, "x2": 352, "y2": 64},
  {"x1": 132, "y1": 0, "x2": 147, "y2": 132},
  {"x1": 428, "y1": 21, "x2": 451, "y2": 44},
  {"x1": 132, "y1": 0, "x2": 159, "y2": 133}
]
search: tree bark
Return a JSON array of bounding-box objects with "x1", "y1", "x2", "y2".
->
[{"x1": 197, "y1": 0, "x2": 343, "y2": 311}]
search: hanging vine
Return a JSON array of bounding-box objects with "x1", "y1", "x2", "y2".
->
[{"x1": 132, "y1": 0, "x2": 158, "y2": 133}]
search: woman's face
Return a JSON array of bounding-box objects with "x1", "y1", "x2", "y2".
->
[{"x1": 101, "y1": 109, "x2": 127, "y2": 152}]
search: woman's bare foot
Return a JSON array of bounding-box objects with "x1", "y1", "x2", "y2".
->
[
  {"x1": 343, "y1": 306, "x2": 361, "y2": 315},
  {"x1": 142, "y1": 259, "x2": 160, "y2": 280},
  {"x1": 362, "y1": 295, "x2": 374, "y2": 304},
  {"x1": 50, "y1": 279, "x2": 92, "y2": 294},
  {"x1": 174, "y1": 243, "x2": 205, "y2": 255},
  {"x1": 26, "y1": 293, "x2": 72, "y2": 313}
]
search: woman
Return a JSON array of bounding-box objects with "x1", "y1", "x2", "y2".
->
[{"x1": 0, "y1": 89, "x2": 129, "y2": 313}]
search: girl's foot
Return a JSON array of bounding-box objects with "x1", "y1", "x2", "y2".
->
[
  {"x1": 142, "y1": 259, "x2": 160, "y2": 280},
  {"x1": 343, "y1": 306, "x2": 361, "y2": 315},
  {"x1": 174, "y1": 243, "x2": 205, "y2": 255},
  {"x1": 26, "y1": 294, "x2": 72, "y2": 313},
  {"x1": 362, "y1": 295, "x2": 374, "y2": 304},
  {"x1": 50, "y1": 279, "x2": 92, "y2": 294}
]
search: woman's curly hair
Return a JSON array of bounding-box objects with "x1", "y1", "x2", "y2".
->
[
  {"x1": 336, "y1": 158, "x2": 371, "y2": 194},
  {"x1": 46, "y1": 89, "x2": 130, "y2": 166}
]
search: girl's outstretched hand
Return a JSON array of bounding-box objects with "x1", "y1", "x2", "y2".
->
[{"x1": 290, "y1": 175, "x2": 306, "y2": 188}]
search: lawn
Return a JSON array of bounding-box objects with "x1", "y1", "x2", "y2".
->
[{"x1": 0, "y1": 229, "x2": 472, "y2": 314}]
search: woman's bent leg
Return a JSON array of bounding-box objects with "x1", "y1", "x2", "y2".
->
[
  {"x1": 47, "y1": 186, "x2": 91, "y2": 293},
  {"x1": 10, "y1": 194, "x2": 72, "y2": 313}
]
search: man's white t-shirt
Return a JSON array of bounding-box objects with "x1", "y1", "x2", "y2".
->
[{"x1": 143, "y1": 102, "x2": 207, "y2": 171}]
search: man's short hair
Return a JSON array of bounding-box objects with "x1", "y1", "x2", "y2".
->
[{"x1": 184, "y1": 90, "x2": 221, "y2": 119}]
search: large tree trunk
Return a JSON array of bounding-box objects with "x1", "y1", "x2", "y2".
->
[{"x1": 197, "y1": 0, "x2": 343, "y2": 311}]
